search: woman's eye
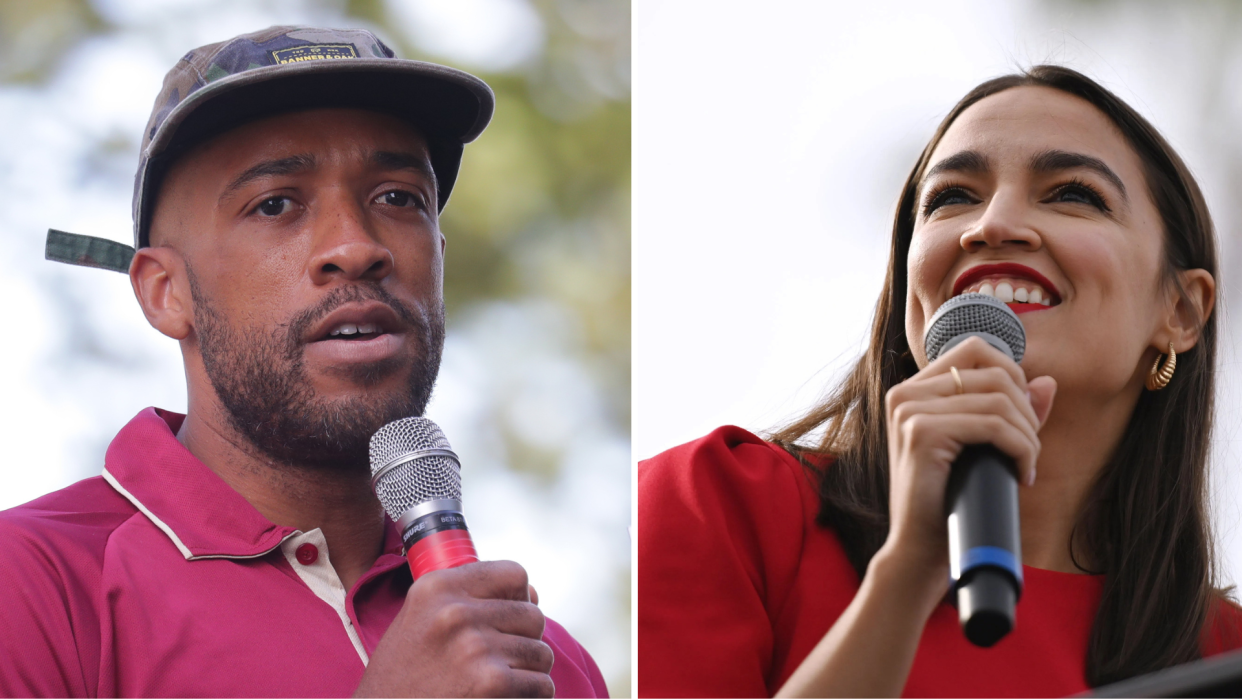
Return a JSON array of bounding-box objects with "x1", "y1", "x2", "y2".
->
[
  {"x1": 924, "y1": 186, "x2": 975, "y2": 214},
  {"x1": 1051, "y1": 183, "x2": 1109, "y2": 211},
  {"x1": 377, "y1": 190, "x2": 423, "y2": 209},
  {"x1": 256, "y1": 197, "x2": 292, "y2": 217}
]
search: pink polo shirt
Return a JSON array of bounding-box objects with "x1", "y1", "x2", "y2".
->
[{"x1": 0, "y1": 408, "x2": 609, "y2": 698}]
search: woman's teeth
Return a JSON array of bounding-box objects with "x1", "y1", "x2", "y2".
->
[{"x1": 966, "y1": 279, "x2": 1053, "y2": 306}]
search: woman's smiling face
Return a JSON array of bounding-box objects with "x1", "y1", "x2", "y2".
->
[{"x1": 906, "y1": 85, "x2": 1170, "y2": 398}]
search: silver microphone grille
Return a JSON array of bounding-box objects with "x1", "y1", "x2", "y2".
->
[
  {"x1": 369, "y1": 417, "x2": 462, "y2": 522},
  {"x1": 924, "y1": 292, "x2": 1026, "y2": 363}
]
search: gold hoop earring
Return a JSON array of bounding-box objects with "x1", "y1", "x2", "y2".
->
[{"x1": 1146, "y1": 342, "x2": 1177, "y2": 391}]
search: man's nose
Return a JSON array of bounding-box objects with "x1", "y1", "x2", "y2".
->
[
  {"x1": 306, "y1": 192, "x2": 395, "y2": 283},
  {"x1": 959, "y1": 190, "x2": 1043, "y2": 253}
]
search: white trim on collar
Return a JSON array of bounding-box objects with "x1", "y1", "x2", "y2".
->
[
  {"x1": 102, "y1": 467, "x2": 196, "y2": 559},
  {"x1": 102, "y1": 466, "x2": 295, "y2": 561}
]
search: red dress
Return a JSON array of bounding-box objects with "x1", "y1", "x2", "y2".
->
[{"x1": 638, "y1": 426, "x2": 1242, "y2": 697}]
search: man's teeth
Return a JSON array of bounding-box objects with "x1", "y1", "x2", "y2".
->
[
  {"x1": 328, "y1": 322, "x2": 380, "y2": 337},
  {"x1": 964, "y1": 279, "x2": 1053, "y2": 306}
]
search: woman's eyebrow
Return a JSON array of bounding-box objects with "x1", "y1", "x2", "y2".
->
[
  {"x1": 1029, "y1": 149, "x2": 1128, "y2": 203},
  {"x1": 919, "y1": 150, "x2": 989, "y2": 196}
]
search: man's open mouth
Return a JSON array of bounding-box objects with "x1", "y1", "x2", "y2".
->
[
  {"x1": 326, "y1": 323, "x2": 386, "y2": 340},
  {"x1": 306, "y1": 301, "x2": 406, "y2": 345}
]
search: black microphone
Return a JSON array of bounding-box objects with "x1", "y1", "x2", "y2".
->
[{"x1": 924, "y1": 292, "x2": 1026, "y2": 647}]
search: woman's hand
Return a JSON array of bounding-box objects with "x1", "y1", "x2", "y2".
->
[
  {"x1": 777, "y1": 336, "x2": 1055, "y2": 698},
  {"x1": 878, "y1": 336, "x2": 1057, "y2": 591}
]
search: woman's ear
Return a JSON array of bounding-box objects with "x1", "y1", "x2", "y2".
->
[
  {"x1": 1156, "y1": 268, "x2": 1215, "y2": 353},
  {"x1": 130, "y1": 246, "x2": 193, "y2": 341}
]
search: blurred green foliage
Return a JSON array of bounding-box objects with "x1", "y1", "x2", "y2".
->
[
  {"x1": 0, "y1": 0, "x2": 102, "y2": 82},
  {"x1": 348, "y1": 0, "x2": 632, "y2": 469}
]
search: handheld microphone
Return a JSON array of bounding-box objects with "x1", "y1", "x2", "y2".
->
[
  {"x1": 370, "y1": 417, "x2": 479, "y2": 579},
  {"x1": 924, "y1": 292, "x2": 1026, "y2": 648}
]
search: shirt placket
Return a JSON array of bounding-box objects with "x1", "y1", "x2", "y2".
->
[{"x1": 280, "y1": 529, "x2": 370, "y2": 665}]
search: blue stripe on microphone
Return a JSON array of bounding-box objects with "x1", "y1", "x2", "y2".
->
[{"x1": 956, "y1": 545, "x2": 1024, "y2": 590}]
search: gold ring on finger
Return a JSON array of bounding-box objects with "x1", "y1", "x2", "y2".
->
[{"x1": 951, "y1": 366, "x2": 965, "y2": 395}]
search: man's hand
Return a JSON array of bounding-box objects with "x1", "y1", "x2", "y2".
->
[{"x1": 354, "y1": 560, "x2": 555, "y2": 698}]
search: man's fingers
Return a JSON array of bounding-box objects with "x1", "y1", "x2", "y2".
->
[
  {"x1": 470, "y1": 599, "x2": 546, "y2": 640},
  {"x1": 417, "y1": 560, "x2": 531, "y2": 602},
  {"x1": 366, "y1": 560, "x2": 553, "y2": 698},
  {"x1": 500, "y1": 669, "x2": 555, "y2": 698},
  {"x1": 500, "y1": 635, "x2": 555, "y2": 674}
]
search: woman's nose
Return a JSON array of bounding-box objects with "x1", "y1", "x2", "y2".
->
[{"x1": 960, "y1": 192, "x2": 1042, "y2": 253}]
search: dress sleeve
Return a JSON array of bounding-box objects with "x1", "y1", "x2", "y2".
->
[
  {"x1": 638, "y1": 427, "x2": 812, "y2": 698},
  {"x1": 1202, "y1": 596, "x2": 1242, "y2": 656}
]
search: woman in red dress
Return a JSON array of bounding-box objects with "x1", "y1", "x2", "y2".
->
[{"x1": 638, "y1": 65, "x2": 1241, "y2": 697}]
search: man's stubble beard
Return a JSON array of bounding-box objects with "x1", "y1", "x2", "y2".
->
[{"x1": 188, "y1": 266, "x2": 445, "y2": 474}]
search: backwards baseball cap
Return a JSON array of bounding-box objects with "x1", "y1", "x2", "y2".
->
[{"x1": 46, "y1": 25, "x2": 494, "y2": 274}]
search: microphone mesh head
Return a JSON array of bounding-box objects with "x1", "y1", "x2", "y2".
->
[
  {"x1": 369, "y1": 417, "x2": 462, "y2": 522},
  {"x1": 924, "y1": 292, "x2": 1026, "y2": 363}
]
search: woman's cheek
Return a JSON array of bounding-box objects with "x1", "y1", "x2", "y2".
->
[
  {"x1": 907, "y1": 228, "x2": 958, "y2": 300},
  {"x1": 905, "y1": 229, "x2": 957, "y2": 356}
]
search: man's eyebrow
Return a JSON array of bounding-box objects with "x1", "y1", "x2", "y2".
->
[
  {"x1": 1029, "y1": 149, "x2": 1128, "y2": 202},
  {"x1": 371, "y1": 150, "x2": 437, "y2": 191},
  {"x1": 920, "y1": 150, "x2": 990, "y2": 193},
  {"x1": 221, "y1": 154, "x2": 316, "y2": 201}
]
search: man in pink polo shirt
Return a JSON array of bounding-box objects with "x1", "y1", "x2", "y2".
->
[{"x1": 0, "y1": 27, "x2": 608, "y2": 698}]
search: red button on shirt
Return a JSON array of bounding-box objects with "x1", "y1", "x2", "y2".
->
[
  {"x1": 296, "y1": 543, "x2": 319, "y2": 565},
  {"x1": 0, "y1": 407, "x2": 610, "y2": 698}
]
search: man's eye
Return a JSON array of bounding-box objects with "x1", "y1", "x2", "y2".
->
[
  {"x1": 256, "y1": 197, "x2": 291, "y2": 216},
  {"x1": 378, "y1": 190, "x2": 423, "y2": 208}
]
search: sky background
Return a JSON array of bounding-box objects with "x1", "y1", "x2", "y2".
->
[
  {"x1": 0, "y1": 0, "x2": 630, "y2": 694},
  {"x1": 633, "y1": 0, "x2": 1242, "y2": 594}
]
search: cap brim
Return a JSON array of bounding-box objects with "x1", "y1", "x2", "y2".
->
[{"x1": 136, "y1": 58, "x2": 494, "y2": 247}]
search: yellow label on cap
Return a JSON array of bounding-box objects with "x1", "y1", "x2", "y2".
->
[{"x1": 270, "y1": 44, "x2": 359, "y2": 64}]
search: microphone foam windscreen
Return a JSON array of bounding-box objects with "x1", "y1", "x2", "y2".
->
[
  {"x1": 924, "y1": 292, "x2": 1026, "y2": 363},
  {"x1": 370, "y1": 417, "x2": 463, "y2": 521}
]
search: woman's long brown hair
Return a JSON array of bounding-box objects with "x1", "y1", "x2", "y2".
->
[{"x1": 770, "y1": 65, "x2": 1225, "y2": 686}]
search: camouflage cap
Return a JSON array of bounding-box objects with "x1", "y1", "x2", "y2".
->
[{"x1": 47, "y1": 26, "x2": 494, "y2": 273}]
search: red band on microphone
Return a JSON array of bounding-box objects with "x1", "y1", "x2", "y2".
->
[{"x1": 408, "y1": 528, "x2": 479, "y2": 579}]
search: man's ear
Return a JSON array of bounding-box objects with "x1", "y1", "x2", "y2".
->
[
  {"x1": 130, "y1": 246, "x2": 193, "y2": 341},
  {"x1": 1155, "y1": 268, "x2": 1215, "y2": 354}
]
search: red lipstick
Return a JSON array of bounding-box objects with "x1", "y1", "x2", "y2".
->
[{"x1": 952, "y1": 263, "x2": 1062, "y2": 304}]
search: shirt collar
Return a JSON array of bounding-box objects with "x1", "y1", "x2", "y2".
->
[{"x1": 103, "y1": 407, "x2": 405, "y2": 561}]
